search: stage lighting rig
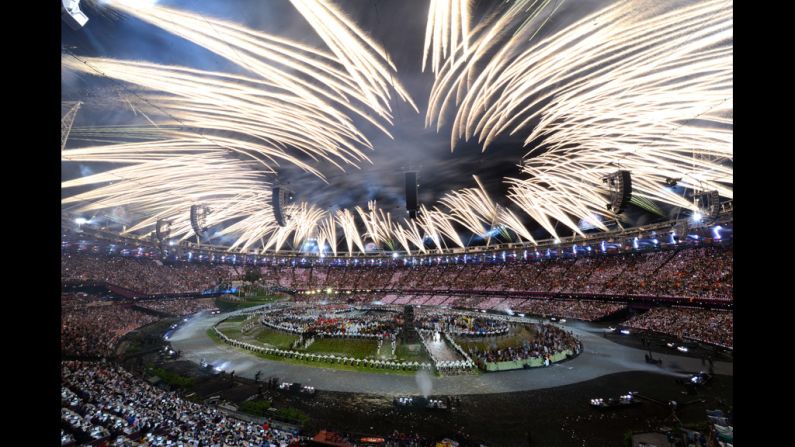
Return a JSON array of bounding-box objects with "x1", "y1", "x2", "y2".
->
[{"x1": 62, "y1": 0, "x2": 89, "y2": 30}]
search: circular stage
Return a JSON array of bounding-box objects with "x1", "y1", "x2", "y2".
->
[{"x1": 168, "y1": 305, "x2": 732, "y2": 396}]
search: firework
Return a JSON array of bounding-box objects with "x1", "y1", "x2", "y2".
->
[
  {"x1": 422, "y1": 0, "x2": 471, "y2": 74},
  {"x1": 63, "y1": 0, "x2": 733, "y2": 255},
  {"x1": 63, "y1": 0, "x2": 415, "y2": 252},
  {"x1": 428, "y1": 0, "x2": 732, "y2": 239}
]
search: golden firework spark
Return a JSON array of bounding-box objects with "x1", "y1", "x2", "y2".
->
[
  {"x1": 63, "y1": 0, "x2": 733, "y2": 254},
  {"x1": 422, "y1": 0, "x2": 471, "y2": 75},
  {"x1": 428, "y1": 0, "x2": 732, "y2": 239}
]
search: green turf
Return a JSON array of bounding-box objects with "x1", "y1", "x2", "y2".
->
[
  {"x1": 206, "y1": 325, "x2": 417, "y2": 375},
  {"x1": 207, "y1": 327, "x2": 223, "y2": 344},
  {"x1": 216, "y1": 325, "x2": 242, "y2": 340},
  {"x1": 214, "y1": 294, "x2": 286, "y2": 312},
  {"x1": 254, "y1": 327, "x2": 298, "y2": 349},
  {"x1": 394, "y1": 342, "x2": 432, "y2": 363},
  {"x1": 303, "y1": 337, "x2": 377, "y2": 358},
  {"x1": 238, "y1": 399, "x2": 272, "y2": 417}
]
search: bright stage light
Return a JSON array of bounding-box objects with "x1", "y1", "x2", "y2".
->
[
  {"x1": 74, "y1": 217, "x2": 88, "y2": 225},
  {"x1": 691, "y1": 212, "x2": 703, "y2": 223}
]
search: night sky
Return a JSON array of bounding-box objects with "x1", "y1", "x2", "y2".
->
[{"x1": 62, "y1": 0, "x2": 684, "y2": 242}]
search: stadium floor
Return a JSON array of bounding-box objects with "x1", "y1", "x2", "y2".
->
[{"x1": 168, "y1": 308, "x2": 732, "y2": 395}]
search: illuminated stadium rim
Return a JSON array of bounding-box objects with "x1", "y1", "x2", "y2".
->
[{"x1": 71, "y1": 211, "x2": 732, "y2": 261}]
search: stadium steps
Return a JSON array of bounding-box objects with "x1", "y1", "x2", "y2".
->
[
  {"x1": 597, "y1": 256, "x2": 632, "y2": 294},
  {"x1": 563, "y1": 257, "x2": 598, "y2": 292},
  {"x1": 447, "y1": 265, "x2": 466, "y2": 289},
  {"x1": 307, "y1": 265, "x2": 316, "y2": 288},
  {"x1": 542, "y1": 258, "x2": 577, "y2": 293},
  {"x1": 652, "y1": 248, "x2": 682, "y2": 276}
]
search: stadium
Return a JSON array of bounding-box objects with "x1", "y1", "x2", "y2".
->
[{"x1": 61, "y1": 0, "x2": 733, "y2": 446}]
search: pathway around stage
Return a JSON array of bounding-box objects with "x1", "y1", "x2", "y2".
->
[{"x1": 169, "y1": 309, "x2": 732, "y2": 396}]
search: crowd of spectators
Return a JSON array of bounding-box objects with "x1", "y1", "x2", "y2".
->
[
  {"x1": 62, "y1": 292, "x2": 109, "y2": 309},
  {"x1": 623, "y1": 307, "x2": 733, "y2": 348},
  {"x1": 254, "y1": 244, "x2": 733, "y2": 301},
  {"x1": 62, "y1": 361, "x2": 302, "y2": 446},
  {"x1": 62, "y1": 301, "x2": 158, "y2": 358},
  {"x1": 62, "y1": 241, "x2": 732, "y2": 302},
  {"x1": 135, "y1": 298, "x2": 219, "y2": 317},
  {"x1": 62, "y1": 252, "x2": 237, "y2": 295},
  {"x1": 467, "y1": 324, "x2": 580, "y2": 366},
  {"x1": 514, "y1": 299, "x2": 626, "y2": 321}
]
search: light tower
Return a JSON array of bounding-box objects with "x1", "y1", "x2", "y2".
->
[{"x1": 61, "y1": 101, "x2": 82, "y2": 151}]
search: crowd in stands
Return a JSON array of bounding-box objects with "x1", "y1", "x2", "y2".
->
[
  {"x1": 62, "y1": 301, "x2": 158, "y2": 358},
  {"x1": 514, "y1": 299, "x2": 626, "y2": 321},
  {"x1": 62, "y1": 292, "x2": 108, "y2": 309},
  {"x1": 623, "y1": 307, "x2": 733, "y2": 348},
  {"x1": 268, "y1": 245, "x2": 733, "y2": 301},
  {"x1": 467, "y1": 324, "x2": 580, "y2": 366},
  {"x1": 135, "y1": 298, "x2": 219, "y2": 317},
  {"x1": 62, "y1": 252, "x2": 237, "y2": 295},
  {"x1": 63, "y1": 242, "x2": 732, "y2": 301},
  {"x1": 62, "y1": 361, "x2": 302, "y2": 446},
  {"x1": 59, "y1": 240, "x2": 732, "y2": 445}
]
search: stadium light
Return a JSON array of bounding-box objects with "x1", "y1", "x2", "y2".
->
[
  {"x1": 74, "y1": 217, "x2": 88, "y2": 225},
  {"x1": 691, "y1": 211, "x2": 703, "y2": 223}
]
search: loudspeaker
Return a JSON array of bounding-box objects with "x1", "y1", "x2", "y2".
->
[
  {"x1": 405, "y1": 172, "x2": 418, "y2": 218},
  {"x1": 190, "y1": 205, "x2": 209, "y2": 237},
  {"x1": 604, "y1": 170, "x2": 632, "y2": 214},
  {"x1": 696, "y1": 190, "x2": 721, "y2": 222},
  {"x1": 272, "y1": 187, "x2": 295, "y2": 227},
  {"x1": 272, "y1": 187, "x2": 284, "y2": 226}
]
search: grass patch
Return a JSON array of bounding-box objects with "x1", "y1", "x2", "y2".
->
[
  {"x1": 273, "y1": 407, "x2": 309, "y2": 425},
  {"x1": 206, "y1": 329, "x2": 416, "y2": 375},
  {"x1": 148, "y1": 365, "x2": 194, "y2": 389},
  {"x1": 255, "y1": 327, "x2": 298, "y2": 349},
  {"x1": 207, "y1": 327, "x2": 223, "y2": 343},
  {"x1": 224, "y1": 315, "x2": 248, "y2": 322},
  {"x1": 217, "y1": 325, "x2": 242, "y2": 339},
  {"x1": 239, "y1": 399, "x2": 272, "y2": 417},
  {"x1": 395, "y1": 342, "x2": 432, "y2": 363},
  {"x1": 304, "y1": 337, "x2": 377, "y2": 358},
  {"x1": 214, "y1": 294, "x2": 284, "y2": 312}
]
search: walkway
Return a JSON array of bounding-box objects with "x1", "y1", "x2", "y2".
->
[{"x1": 169, "y1": 310, "x2": 732, "y2": 396}]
